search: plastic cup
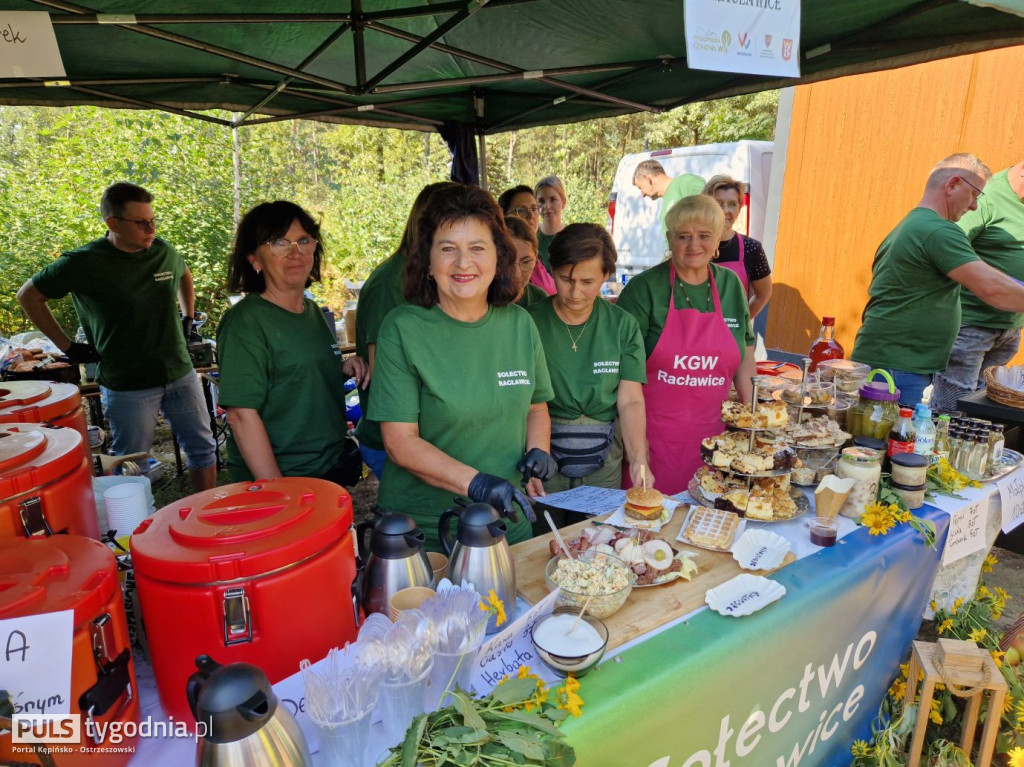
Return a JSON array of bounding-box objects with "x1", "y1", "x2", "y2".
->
[
  {"x1": 427, "y1": 644, "x2": 481, "y2": 710},
  {"x1": 389, "y1": 586, "x2": 435, "y2": 622},
  {"x1": 809, "y1": 516, "x2": 839, "y2": 547},
  {"x1": 426, "y1": 552, "x2": 448, "y2": 584},
  {"x1": 313, "y1": 703, "x2": 374, "y2": 767},
  {"x1": 377, "y1": 659, "x2": 433, "y2": 757}
]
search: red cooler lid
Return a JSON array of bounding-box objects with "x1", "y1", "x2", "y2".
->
[
  {"x1": 0, "y1": 381, "x2": 81, "y2": 422},
  {"x1": 0, "y1": 535, "x2": 118, "y2": 628},
  {"x1": 0, "y1": 423, "x2": 86, "y2": 499},
  {"x1": 131, "y1": 478, "x2": 354, "y2": 584}
]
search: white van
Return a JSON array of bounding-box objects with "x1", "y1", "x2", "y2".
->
[{"x1": 606, "y1": 140, "x2": 774, "y2": 281}]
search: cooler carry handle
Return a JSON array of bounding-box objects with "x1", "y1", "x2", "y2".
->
[
  {"x1": 223, "y1": 587, "x2": 253, "y2": 645},
  {"x1": 19, "y1": 497, "x2": 55, "y2": 537},
  {"x1": 79, "y1": 649, "x2": 133, "y2": 745}
]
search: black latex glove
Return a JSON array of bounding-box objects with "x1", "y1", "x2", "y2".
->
[
  {"x1": 516, "y1": 447, "x2": 557, "y2": 482},
  {"x1": 63, "y1": 342, "x2": 102, "y2": 364},
  {"x1": 467, "y1": 472, "x2": 536, "y2": 523},
  {"x1": 181, "y1": 315, "x2": 195, "y2": 341}
]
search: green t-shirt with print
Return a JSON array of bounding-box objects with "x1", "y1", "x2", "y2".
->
[
  {"x1": 527, "y1": 297, "x2": 646, "y2": 421},
  {"x1": 615, "y1": 261, "x2": 755, "y2": 360},
  {"x1": 369, "y1": 303, "x2": 553, "y2": 551},
  {"x1": 217, "y1": 295, "x2": 350, "y2": 481},
  {"x1": 851, "y1": 208, "x2": 980, "y2": 373},
  {"x1": 31, "y1": 235, "x2": 192, "y2": 390},
  {"x1": 958, "y1": 170, "x2": 1024, "y2": 329},
  {"x1": 659, "y1": 174, "x2": 707, "y2": 234},
  {"x1": 516, "y1": 283, "x2": 549, "y2": 309},
  {"x1": 354, "y1": 252, "x2": 406, "y2": 450}
]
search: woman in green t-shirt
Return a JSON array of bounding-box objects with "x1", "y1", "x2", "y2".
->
[
  {"x1": 368, "y1": 184, "x2": 557, "y2": 550},
  {"x1": 527, "y1": 224, "x2": 651, "y2": 493},
  {"x1": 535, "y1": 176, "x2": 568, "y2": 272},
  {"x1": 217, "y1": 201, "x2": 370, "y2": 484}
]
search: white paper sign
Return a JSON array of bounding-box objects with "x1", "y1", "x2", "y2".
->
[
  {"x1": 0, "y1": 12, "x2": 66, "y2": 78},
  {"x1": 538, "y1": 486, "x2": 626, "y2": 515},
  {"x1": 0, "y1": 610, "x2": 74, "y2": 717},
  {"x1": 942, "y1": 498, "x2": 988, "y2": 565},
  {"x1": 684, "y1": 0, "x2": 801, "y2": 78},
  {"x1": 997, "y1": 467, "x2": 1024, "y2": 533},
  {"x1": 472, "y1": 590, "x2": 560, "y2": 691}
]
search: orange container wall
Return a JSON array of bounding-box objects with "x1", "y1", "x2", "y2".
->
[{"x1": 766, "y1": 46, "x2": 1024, "y2": 362}]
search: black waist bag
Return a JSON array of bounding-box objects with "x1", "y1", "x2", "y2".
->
[{"x1": 549, "y1": 422, "x2": 615, "y2": 478}]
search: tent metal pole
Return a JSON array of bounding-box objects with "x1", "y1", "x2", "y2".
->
[
  {"x1": 30, "y1": 0, "x2": 359, "y2": 96},
  {"x1": 0, "y1": 76, "x2": 225, "y2": 89},
  {"x1": 353, "y1": 0, "x2": 367, "y2": 88},
  {"x1": 370, "y1": 63, "x2": 645, "y2": 92},
  {"x1": 242, "y1": 105, "x2": 443, "y2": 127},
  {"x1": 64, "y1": 85, "x2": 232, "y2": 125},
  {"x1": 233, "y1": 23, "x2": 351, "y2": 125}
]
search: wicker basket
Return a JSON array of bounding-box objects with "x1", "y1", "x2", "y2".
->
[{"x1": 984, "y1": 365, "x2": 1024, "y2": 409}]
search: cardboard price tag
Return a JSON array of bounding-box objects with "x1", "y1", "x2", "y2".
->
[
  {"x1": 997, "y1": 468, "x2": 1024, "y2": 534},
  {"x1": 472, "y1": 590, "x2": 559, "y2": 691},
  {"x1": 0, "y1": 610, "x2": 74, "y2": 718},
  {"x1": 942, "y1": 498, "x2": 987, "y2": 566}
]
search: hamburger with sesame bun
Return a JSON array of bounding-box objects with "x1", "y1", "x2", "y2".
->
[{"x1": 624, "y1": 486, "x2": 666, "y2": 522}]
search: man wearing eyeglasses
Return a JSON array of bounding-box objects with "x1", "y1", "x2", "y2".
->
[
  {"x1": 852, "y1": 154, "x2": 1024, "y2": 407},
  {"x1": 16, "y1": 182, "x2": 217, "y2": 491},
  {"x1": 931, "y1": 158, "x2": 1024, "y2": 411}
]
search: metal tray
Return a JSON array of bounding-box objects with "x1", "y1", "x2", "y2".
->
[
  {"x1": 980, "y1": 448, "x2": 1024, "y2": 482},
  {"x1": 702, "y1": 457, "x2": 796, "y2": 478},
  {"x1": 687, "y1": 477, "x2": 810, "y2": 523}
]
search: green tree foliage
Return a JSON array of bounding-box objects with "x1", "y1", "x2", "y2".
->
[{"x1": 0, "y1": 91, "x2": 776, "y2": 337}]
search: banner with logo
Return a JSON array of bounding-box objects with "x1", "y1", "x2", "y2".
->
[
  {"x1": 561, "y1": 506, "x2": 948, "y2": 766},
  {"x1": 684, "y1": 0, "x2": 801, "y2": 78}
]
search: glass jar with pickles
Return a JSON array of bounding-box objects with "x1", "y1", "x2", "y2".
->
[{"x1": 846, "y1": 369, "x2": 901, "y2": 442}]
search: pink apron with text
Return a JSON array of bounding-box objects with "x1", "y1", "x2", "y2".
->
[
  {"x1": 719, "y1": 234, "x2": 749, "y2": 293},
  {"x1": 631, "y1": 266, "x2": 742, "y2": 495}
]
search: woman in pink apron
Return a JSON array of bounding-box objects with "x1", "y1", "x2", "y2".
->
[
  {"x1": 703, "y1": 175, "x2": 774, "y2": 319},
  {"x1": 616, "y1": 195, "x2": 757, "y2": 494}
]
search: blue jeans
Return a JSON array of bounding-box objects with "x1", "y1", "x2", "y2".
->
[
  {"x1": 100, "y1": 371, "x2": 216, "y2": 470},
  {"x1": 931, "y1": 325, "x2": 1021, "y2": 412},
  {"x1": 359, "y1": 443, "x2": 387, "y2": 480},
  {"x1": 881, "y1": 369, "x2": 933, "y2": 408}
]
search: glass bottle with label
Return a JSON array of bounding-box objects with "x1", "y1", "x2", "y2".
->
[
  {"x1": 987, "y1": 424, "x2": 1005, "y2": 475},
  {"x1": 888, "y1": 408, "x2": 916, "y2": 457},
  {"x1": 933, "y1": 414, "x2": 951, "y2": 461},
  {"x1": 808, "y1": 316, "x2": 844, "y2": 373}
]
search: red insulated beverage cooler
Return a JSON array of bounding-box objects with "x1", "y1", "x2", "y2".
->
[
  {"x1": 131, "y1": 477, "x2": 361, "y2": 722},
  {"x1": 0, "y1": 535, "x2": 140, "y2": 766},
  {"x1": 0, "y1": 422, "x2": 99, "y2": 540},
  {"x1": 0, "y1": 380, "x2": 91, "y2": 461}
]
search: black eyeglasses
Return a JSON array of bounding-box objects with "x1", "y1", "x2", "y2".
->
[
  {"x1": 114, "y1": 216, "x2": 160, "y2": 230},
  {"x1": 508, "y1": 205, "x2": 541, "y2": 217},
  {"x1": 958, "y1": 176, "x2": 984, "y2": 199}
]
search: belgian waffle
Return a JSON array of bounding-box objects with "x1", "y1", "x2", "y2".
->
[{"x1": 684, "y1": 507, "x2": 740, "y2": 550}]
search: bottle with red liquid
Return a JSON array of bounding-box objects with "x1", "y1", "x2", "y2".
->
[
  {"x1": 888, "y1": 408, "x2": 916, "y2": 456},
  {"x1": 808, "y1": 316, "x2": 844, "y2": 372}
]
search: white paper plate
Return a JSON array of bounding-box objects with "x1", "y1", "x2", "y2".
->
[
  {"x1": 705, "y1": 574, "x2": 787, "y2": 617},
  {"x1": 732, "y1": 529, "x2": 791, "y2": 571},
  {"x1": 604, "y1": 497, "x2": 681, "y2": 532}
]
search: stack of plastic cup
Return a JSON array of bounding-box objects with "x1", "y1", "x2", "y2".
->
[{"x1": 103, "y1": 482, "x2": 150, "y2": 540}]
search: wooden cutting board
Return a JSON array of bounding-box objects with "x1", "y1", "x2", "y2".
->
[{"x1": 512, "y1": 505, "x2": 793, "y2": 653}]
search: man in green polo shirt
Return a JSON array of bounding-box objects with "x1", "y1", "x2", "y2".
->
[
  {"x1": 932, "y1": 159, "x2": 1024, "y2": 411},
  {"x1": 16, "y1": 182, "x2": 217, "y2": 490},
  {"x1": 851, "y1": 154, "x2": 1024, "y2": 408},
  {"x1": 632, "y1": 159, "x2": 706, "y2": 236}
]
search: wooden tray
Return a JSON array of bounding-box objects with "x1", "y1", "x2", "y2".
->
[{"x1": 513, "y1": 509, "x2": 793, "y2": 653}]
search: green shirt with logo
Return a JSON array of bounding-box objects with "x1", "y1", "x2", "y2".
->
[
  {"x1": 527, "y1": 297, "x2": 646, "y2": 421},
  {"x1": 851, "y1": 208, "x2": 980, "y2": 373},
  {"x1": 660, "y1": 174, "x2": 707, "y2": 234},
  {"x1": 217, "y1": 295, "x2": 350, "y2": 481},
  {"x1": 354, "y1": 252, "x2": 407, "y2": 450},
  {"x1": 369, "y1": 303, "x2": 554, "y2": 550},
  {"x1": 958, "y1": 169, "x2": 1024, "y2": 329},
  {"x1": 615, "y1": 261, "x2": 754, "y2": 360},
  {"x1": 31, "y1": 235, "x2": 192, "y2": 390}
]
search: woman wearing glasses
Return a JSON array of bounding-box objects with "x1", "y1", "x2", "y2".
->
[
  {"x1": 497, "y1": 185, "x2": 556, "y2": 294},
  {"x1": 217, "y1": 200, "x2": 369, "y2": 483},
  {"x1": 505, "y1": 215, "x2": 550, "y2": 309}
]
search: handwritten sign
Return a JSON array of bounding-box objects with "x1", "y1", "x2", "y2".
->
[
  {"x1": 942, "y1": 498, "x2": 988, "y2": 566},
  {"x1": 997, "y1": 468, "x2": 1024, "y2": 533},
  {"x1": 0, "y1": 12, "x2": 66, "y2": 78},
  {"x1": 1, "y1": 610, "x2": 74, "y2": 717},
  {"x1": 538, "y1": 486, "x2": 626, "y2": 515},
  {"x1": 472, "y1": 590, "x2": 560, "y2": 691}
]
